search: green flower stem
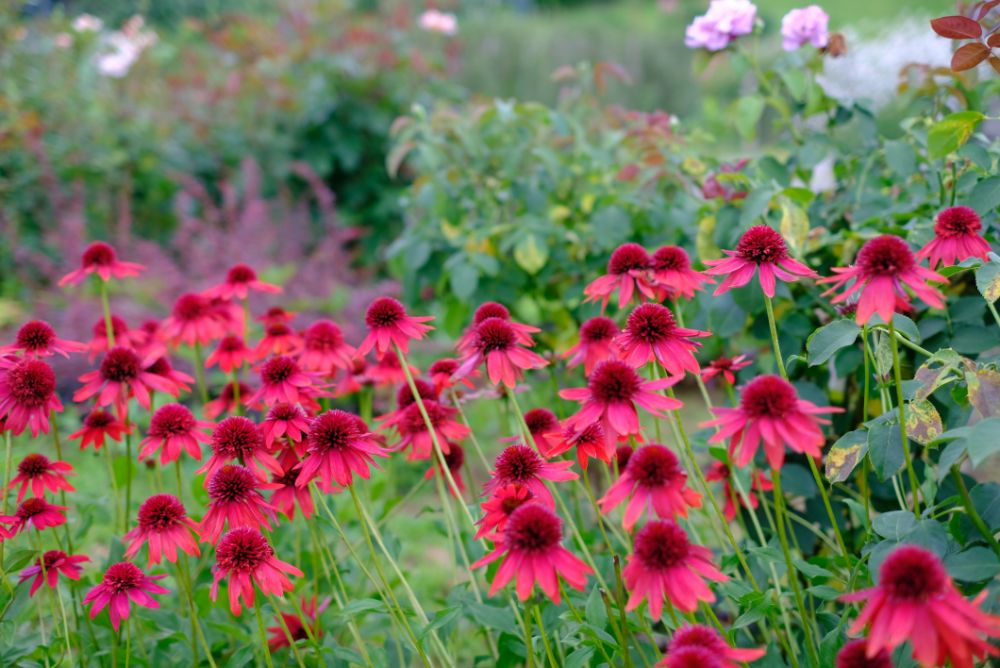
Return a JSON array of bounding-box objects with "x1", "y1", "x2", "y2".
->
[
  {"x1": 951, "y1": 466, "x2": 1000, "y2": 557},
  {"x1": 599, "y1": 587, "x2": 633, "y2": 668},
  {"x1": 33, "y1": 531, "x2": 74, "y2": 668},
  {"x1": 987, "y1": 301, "x2": 1000, "y2": 332},
  {"x1": 99, "y1": 279, "x2": 116, "y2": 347},
  {"x1": 520, "y1": 597, "x2": 537, "y2": 668},
  {"x1": 49, "y1": 410, "x2": 75, "y2": 554},
  {"x1": 0, "y1": 431, "x2": 13, "y2": 578},
  {"x1": 265, "y1": 594, "x2": 308, "y2": 668},
  {"x1": 532, "y1": 601, "x2": 559, "y2": 668},
  {"x1": 176, "y1": 555, "x2": 218, "y2": 668},
  {"x1": 192, "y1": 341, "x2": 210, "y2": 405},
  {"x1": 448, "y1": 388, "x2": 492, "y2": 471},
  {"x1": 123, "y1": 407, "x2": 132, "y2": 535},
  {"x1": 888, "y1": 319, "x2": 922, "y2": 514},
  {"x1": 763, "y1": 295, "x2": 787, "y2": 378},
  {"x1": 124, "y1": 616, "x2": 131, "y2": 668},
  {"x1": 102, "y1": 437, "x2": 122, "y2": 532},
  {"x1": 253, "y1": 601, "x2": 275, "y2": 668},
  {"x1": 558, "y1": 582, "x2": 617, "y2": 665},
  {"x1": 231, "y1": 371, "x2": 243, "y2": 416},
  {"x1": 612, "y1": 557, "x2": 636, "y2": 668}
]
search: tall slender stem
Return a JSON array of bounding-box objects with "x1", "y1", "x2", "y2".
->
[
  {"x1": 254, "y1": 602, "x2": 275, "y2": 668},
  {"x1": 265, "y1": 594, "x2": 308, "y2": 668},
  {"x1": 763, "y1": 295, "x2": 786, "y2": 378},
  {"x1": 192, "y1": 342, "x2": 209, "y2": 405},
  {"x1": 888, "y1": 319, "x2": 922, "y2": 514},
  {"x1": 99, "y1": 279, "x2": 116, "y2": 347},
  {"x1": 951, "y1": 466, "x2": 1000, "y2": 557},
  {"x1": 532, "y1": 601, "x2": 558, "y2": 668},
  {"x1": 0, "y1": 431, "x2": 12, "y2": 569},
  {"x1": 177, "y1": 555, "x2": 218, "y2": 668}
]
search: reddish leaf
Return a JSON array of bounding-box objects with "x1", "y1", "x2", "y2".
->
[
  {"x1": 952, "y1": 42, "x2": 991, "y2": 71},
  {"x1": 976, "y1": 0, "x2": 1000, "y2": 20},
  {"x1": 931, "y1": 15, "x2": 983, "y2": 39},
  {"x1": 990, "y1": 55, "x2": 1000, "y2": 75},
  {"x1": 988, "y1": 33, "x2": 1000, "y2": 48}
]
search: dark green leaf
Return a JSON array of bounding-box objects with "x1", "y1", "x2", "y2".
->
[
  {"x1": 872, "y1": 511, "x2": 917, "y2": 540},
  {"x1": 807, "y1": 319, "x2": 860, "y2": 366},
  {"x1": 944, "y1": 547, "x2": 1000, "y2": 582}
]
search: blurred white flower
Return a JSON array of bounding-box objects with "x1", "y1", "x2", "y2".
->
[
  {"x1": 419, "y1": 10, "x2": 458, "y2": 36},
  {"x1": 54, "y1": 33, "x2": 73, "y2": 49},
  {"x1": 809, "y1": 155, "x2": 837, "y2": 193},
  {"x1": 94, "y1": 16, "x2": 157, "y2": 78},
  {"x1": 72, "y1": 15, "x2": 103, "y2": 33}
]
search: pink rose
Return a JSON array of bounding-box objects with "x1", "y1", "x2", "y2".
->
[
  {"x1": 685, "y1": 0, "x2": 757, "y2": 52},
  {"x1": 780, "y1": 5, "x2": 829, "y2": 51}
]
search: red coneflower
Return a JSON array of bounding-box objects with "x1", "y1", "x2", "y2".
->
[
  {"x1": 705, "y1": 462, "x2": 772, "y2": 521},
  {"x1": 649, "y1": 246, "x2": 714, "y2": 301},
  {"x1": 210, "y1": 527, "x2": 303, "y2": 616},
  {"x1": 258, "y1": 307, "x2": 297, "y2": 328},
  {"x1": 296, "y1": 410, "x2": 385, "y2": 491},
  {"x1": 615, "y1": 444, "x2": 634, "y2": 473},
  {"x1": 133, "y1": 319, "x2": 168, "y2": 362},
  {"x1": 144, "y1": 357, "x2": 194, "y2": 395},
  {"x1": 560, "y1": 359, "x2": 682, "y2": 448},
  {"x1": 376, "y1": 379, "x2": 439, "y2": 431},
  {"x1": 123, "y1": 494, "x2": 201, "y2": 565},
  {"x1": 657, "y1": 646, "x2": 725, "y2": 668},
  {"x1": 457, "y1": 302, "x2": 539, "y2": 355},
  {"x1": 254, "y1": 323, "x2": 303, "y2": 360},
  {"x1": 519, "y1": 408, "x2": 564, "y2": 458},
  {"x1": 298, "y1": 320, "x2": 356, "y2": 375},
  {"x1": 0, "y1": 357, "x2": 63, "y2": 437},
  {"x1": 917, "y1": 206, "x2": 991, "y2": 268},
  {"x1": 390, "y1": 400, "x2": 468, "y2": 461},
  {"x1": 161, "y1": 292, "x2": 227, "y2": 347},
  {"x1": 69, "y1": 409, "x2": 131, "y2": 450},
  {"x1": 622, "y1": 520, "x2": 727, "y2": 618},
  {"x1": 19, "y1": 550, "x2": 88, "y2": 597},
  {"x1": 0, "y1": 320, "x2": 86, "y2": 358},
  {"x1": 75, "y1": 347, "x2": 178, "y2": 414},
  {"x1": 598, "y1": 444, "x2": 701, "y2": 531},
  {"x1": 139, "y1": 403, "x2": 212, "y2": 465},
  {"x1": 703, "y1": 375, "x2": 841, "y2": 469},
  {"x1": 483, "y1": 444, "x2": 577, "y2": 508},
  {"x1": 617, "y1": 303, "x2": 710, "y2": 378},
  {"x1": 10, "y1": 453, "x2": 75, "y2": 502},
  {"x1": 425, "y1": 441, "x2": 466, "y2": 496},
  {"x1": 204, "y1": 382, "x2": 254, "y2": 420},
  {"x1": 197, "y1": 416, "x2": 282, "y2": 483},
  {"x1": 206, "y1": 336, "x2": 255, "y2": 374},
  {"x1": 428, "y1": 358, "x2": 477, "y2": 393},
  {"x1": 86, "y1": 315, "x2": 143, "y2": 361},
  {"x1": 819, "y1": 235, "x2": 947, "y2": 325},
  {"x1": 563, "y1": 317, "x2": 621, "y2": 376},
  {"x1": 250, "y1": 356, "x2": 322, "y2": 409},
  {"x1": 663, "y1": 624, "x2": 765, "y2": 667},
  {"x1": 59, "y1": 241, "x2": 145, "y2": 286},
  {"x1": 205, "y1": 264, "x2": 282, "y2": 300},
  {"x1": 703, "y1": 225, "x2": 818, "y2": 297},
  {"x1": 454, "y1": 317, "x2": 548, "y2": 388},
  {"x1": 701, "y1": 354, "x2": 751, "y2": 386},
  {"x1": 270, "y1": 452, "x2": 314, "y2": 521},
  {"x1": 0, "y1": 497, "x2": 68, "y2": 536},
  {"x1": 83, "y1": 562, "x2": 168, "y2": 631},
  {"x1": 267, "y1": 596, "x2": 330, "y2": 652},
  {"x1": 333, "y1": 358, "x2": 368, "y2": 397},
  {"x1": 835, "y1": 639, "x2": 893, "y2": 668},
  {"x1": 357, "y1": 297, "x2": 433, "y2": 359},
  {"x1": 475, "y1": 483, "x2": 536, "y2": 540},
  {"x1": 472, "y1": 504, "x2": 592, "y2": 603},
  {"x1": 583, "y1": 243, "x2": 657, "y2": 312},
  {"x1": 200, "y1": 464, "x2": 279, "y2": 544},
  {"x1": 261, "y1": 403, "x2": 310, "y2": 453},
  {"x1": 841, "y1": 545, "x2": 1000, "y2": 668}
]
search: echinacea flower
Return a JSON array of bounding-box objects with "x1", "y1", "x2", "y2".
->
[
  {"x1": 10, "y1": 453, "x2": 75, "y2": 502},
  {"x1": 267, "y1": 596, "x2": 331, "y2": 651},
  {"x1": 583, "y1": 243, "x2": 657, "y2": 312},
  {"x1": 366, "y1": 350, "x2": 419, "y2": 387},
  {"x1": 819, "y1": 235, "x2": 947, "y2": 325},
  {"x1": 563, "y1": 317, "x2": 621, "y2": 375},
  {"x1": 123, "y1": 494, "x2": 201, "y2": 565},
  {"x1": 296, "y1": 410, "x2": 385, "y2": 491},
  {"x1": 200, "y1": 464, "x2": 279, "y2": 544},
  {"x1": 703, "y1": 375, "x2": 840, "y2": 469},
  {"x1": 622, "y1": 520, "x2": 727, "y2": 618},
  {"x1": 83, "y1": 562, "x2": 169, "y2": 631},
  {"x1": 204, "y1": 382, "x2": 254, "y2": 420},
  {"x1": 705, "y1": 462, "x2": 772, "y2": 521},
  {"x1": 841, "y1": 545, "x2": 1000, "y2": 668},
  {"x1": 210, "y1": 527, "x2": 303, "y2": 616},
  {"x1": 425, "y1": 442, "x2": 466, "y2": 496},
  {"x1": 560, "y1": 359, "x2": 682, "y2": 448},
  {"x1": 376, "y1": 379, "x2": 439, "y2": 431},
  {"x1": 916, "y1": 206, "x2": 992, "y2": 268},
  {"x1": 206, "y1": 336, "x2": 255, "y2": 374},
  {"x1": 615, "y1": 444, "x2": 634, "y2": 472},
  {"x1": 270, "y1": 453, "x2": 314, "y2": 521},
  {"x1": 204, "y1": 264, "x2": 282, "y2": 300},
  {"x1": 254, "y1": 323, "x2": 303, "y2": 360},
  {"x1": 475, "y1": 483, "x2": 536, "y2": 540},
  {"x1": 834, "y1": 639, "x2": 893, "y2": 668},
  {"x1": 519, "y1": 408, "x2": 565, "y2": 458},
  {"x1": 663, "y1": 624, "x2": 765, "y2": 667},
  {"x1": 657, "y1": 646, "x2": 726, "y2": 668},
  {"x1": 0, "y1": 357, "x2": 63, "y2": 436},
  {"x1": 598, "y1": 444, "x2": 702, "y2": 530},
  {"x1": 143, "y1": 357, "x2": 194, "y2": 395},
  {"x1": 455, "y1": 317, "x2": 548, "y2": 388},
  {"x1": 703, "y1": 225, "x2": 818, "y2": 297},
  {"x1": 428, "y1": 358, "x2": 477, "y2": 393},
  {"x1": 161, "y1": 293, "x2": 227, "y2": 347},
  {"x1": 139, "y1": 403, "x2": 212, "y2": 465},
  {"x1": 197, "y1": 416, "x2": 282, "y2": 483},
  {"x1": 258, "y1": 307, "x2": 297, "y2": 328},
  {"x1": 390, "y1": 400, "x2": 469, "y2": 461},
  {"x1": 261, "y1": 403, "x2": 310, "y2": 452},
  {"x1": 69, "y1": 409, "x2": 131, "y2": 450},
  {"x1": 249, "y1": 356, "x2": 322, "y2": 408},
  {"x1": 472, "y1": 504, "x2": 592, "y2": 603},
  {"x1": 0, "y1": 320, "x2": 86, "y2": 358},
  {"x1": 357, "y1": 297, "x2": 433, "y2": 359},
  {"x1": 701, "y1": 354, "x2": 751, "y2": 386},
  {"x1": 19, "y1": 550, "x2": 88, "y2": 597},
  {"x1": 298, "y1": 320, "x2": 356, "y2": 375},
  {"x1": 483, "y1": 445, "x2": 577, "y2": 508},
  {"x1": 457, "y1": 302, "x2": 539, "y2": 355},
  {"x1": 59, "y1": 241, "x2": 145, "y2": 286},
  {"x1": 616, "y1": 303, "x2": 710, "y2": 378},
  {"x1": 0, "y1": 497, "x2": 68, "y2": 536},
  {"x1": 649, "y1": 246, "x2": 714, "y2": 300},
  {"x1": 560, "y1": 421, "x2": 618, "y2": 469},
  {"x1": 74, "y1": 347, "x2": 178, "y2": 413},
  {"x1": 86, "y1": 315, "x2": 143, "y2": 361}
]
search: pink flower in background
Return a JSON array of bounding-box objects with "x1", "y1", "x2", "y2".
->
[
  {"x1": 917, "y1": 206, "x2": 992, "y2": 268},
  {"x1": 58, "y1": 242, "x2": 145, "y2": 286},
  {"x1": 419, "y1": 9, "x2": 458, "y2": 35},
  {"x1": 19, "y1": 551, "x2": 88, "y2": 597},
  {"x1": 0, "y1": 320, "x2": 85, "y2": 358},
  {"x1": 83, "y1": 562, "x2": 168, "y2": 631},
  {"x1": 204, "y1": 264, "x2": 282, "y2": 300},
  {"x1": 685, "y1": 0, "x2": 757, "y2": 51},
  {"x1": 780, "y1": 5, "x2": 829, "y2": 51}
]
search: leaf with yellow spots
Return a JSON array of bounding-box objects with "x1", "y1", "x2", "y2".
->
[
  {"x1": 825, "y1": 430, "x2": 867, "y2": 483},
  {"x1": 905, "y1": 400, "x2": 944, "y2": 446}
]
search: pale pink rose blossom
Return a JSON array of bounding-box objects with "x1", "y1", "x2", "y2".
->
[
  {"x1": 419, "y1": 10, "x2": 458, "y2": 36},
  {"x1": 780, "y1": 5, "x2": 829, "y2": 51},
  {"x1": 685, "y1": 0, "x2": 757, "y2": 51}
]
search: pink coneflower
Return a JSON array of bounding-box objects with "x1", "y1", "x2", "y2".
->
[
  {"x1": 250, "y1": 356, "x2": 321, "y2": 408},
  {"x1": 210, "y1": 527, "x2": 303, "y2": 616},
  {"x1": 917, "y1": 206, "x2": 992, "y2": 268},
  {"x1": 615, "y1": 444, "x2": 634, "y2": 473},
  {"x1": 428, "y1": 358, "x2": 477, "y2": 393},
  {"x1": 86, "y1": 315, "x2": 143, "y2": 361},
  {"x1": 598, "y1": 444, "x2": 701, "y2": 530},
  {"x1": 365, "y1": 350, "x2": 419, "y2": 387},
  {"x1": 483, "y1": 445, "x2": 577, "y2": 508},
  {"x1": 472, "y1": 504, "x2": 591, "y2": 603},
  {"x1": 139, "y1": 403, "x2": 211, "y2": 465},
  {"x1": 258, "y1": 307, "x2": 297, "y2": 327},
  {"x1": 703, "y1": 225, "x2": 818, "y2": 297},
  {"x1": 558, "y1": 422, "x2": 616, "y2": 469},
  {"x1": 425, "y1": 442, "x2": 466, "y2": 496},
  {"x1": 705, "y1": 462, "x2": 772, "y2": 521},
  {"x1": 74, "y1": 347, "x2": 178, "y2": 413},
  {"x1": 254, "y1": 323, "x2": 303, "y2": 360},
  {"x1": 520, "y1": 408, "x2": 564, "y2": 458},
  {"x1": 133, "y1": 319, "x2": 168, "y2": 362},
  {"x1": 842, "y1": 545, "x2": 1000, "y2": 668},
  {"x1": 0, "y1": 357, "x2": 63, "y2": 436},
  {"x1": 205, "y1": 264, "x2": 282, "y2": 300},
  {"x1": 19, "y1": 550, "x2": 88, "y2": 597},
  {"x1": 144, "y1": 357, "x2": 194, "y2": 395},
  {"x1": 657, "y1": 646, "x2": 725, "y2": 668},
  {"x1": 703, "y1": 375, "x2": 841, "y2": 469},
  {"x1": 161, "y1": 293, "x2": 227, "y2": 347},
  {"x1": 623, "y1": 520, "x2": 727, "y2": 618},
  {"x1": 261, "y1": 403, "x2": 310, "y2": 452},
  {"x1": 475, "y1": 483, "x2": 536, "y2": 540},
  {"x1": 333, "y1": 358, "x2": 367, "y2": 397},
  {"x1": 455, "y1": 317, "x2": 548, "y2": 388},
  {"x1": 197, "y1": 416, "x2": 282, "y2": 482},
  {"x1": 560, "y1": 359, "x2": 682, "y2": 447},
  {"x1": 0, "y1": 497, "x2": 68, "y2": 535},
  {"x1": 583, "y1": 243, "x2": 657, "y2": 312},
  {"x1": 563, "y1": 317, "x2": 621, "y2": 376},
  {"x1": 123, "y1": 494, "x2": 201, "y2": 565},
  {"x1": 701, "y1": 354, "x2": 751, "y2": 385},
  {"x1": 267, "y1": 596, "x2": 330, "y2": 652},
  {"x1": 200, "y1": 464, "x2": 278, "y2": 544},
  {"x1": 208, "y1": 296, "x2": 245, "y2": 337},
  {"x1": 296, "y1": 410, "x2": 385, "y2": 491},
  {"x1": 83, "y1": 562, "x2": 168, "y2": 631},
  {"x1": 298, "y1": 320, "x2": 356, "y2": 375},
  {"x1": 457, "y1": 302, "x2": 539, "y2": 355},
  {"x1": 835, "y1": 639, "x2": 892, "y2": 668},
  {"x1": 663, "y1": 624, "x2": 765, "y2": 667},
  {"x1": 357, "y1": 297, "x2": 433, "y2": 359},
  {"x1": 59, "y1": 241, "x2": 145, "y2": 286},
  {"x1": 206, "y1": 336, "x2": 255, "y2": 374},
  {"x1": 617, "y1": 303, "x2": 710, "y2": 378},
  {"x1": 68, "y1": 409, "x2": 130, "y2": 450},
  {"x1": 0, "y1": 320, "x2": 86, "y2": 358},
  {"x1": 391, "y1": 400, "x2": 469, "y2": 461},
  {"x1": 819, "y1": 235, "x2": 947, "y2": 325},
  {"x1": 10, "y1": 453, "x2": 75, "y2": 502},
  {"x1": 270, "y1": 453, "x2": 314, "y2": 521},
  {"x1": 204, "y1": 382, "x2": 254, "y2": 420},
  {"x1": 376, "y1": 379, "x2": 439, "y2": 431},
  {"x1": 649, "y1": 246, "x2": 714, "y2": 300}
]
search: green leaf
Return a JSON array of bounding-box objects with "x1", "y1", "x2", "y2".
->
[
  {"x1": 964, "y1": 417, "x2": 1000, "y2": 467},
  {"x1": 806, "y1": 585, "x2": 841, "y2": 601},
  {"x1": 968, "y1": 176, "x2": 1000, "y2": 215},
  {"x1": 584, "y1": 587, "x2": 607, "y2": 629},
  {"x1": 975, "y1": 258, "x2": 1000, "y2": 303},
  {"x1": 565, "y1": 647, "x2": 596, "y2": 668},
  {"x1": 793, "y1": 559, "x2": 833, "y2": 580},
  {"x1": 927, "y1": 111, "x2": 985, "y2": 159},
  {"x1": 339, "y1": 599, "x2": 386, "y2": 616},
  {"x1": 867, "y1": 419, "x2": 905, "y2": 480},
  {"x1": 514, "y1": 235, "x2": 549, "y2": 275},
  {"x1": 971, "y1": 483, "x2": 1000, "y2": 530},
  {"x1": 883, "y1": 140, "x2": 916, "y2": 177},
  {"x1": 943, "y1": 547, "x2": 1000, "y2": 582},
  {"x1": 825, "y1": 429, "x2": 867, "y2": 483},
  {"x1": 735, "y1": 96, "x2": 765, "y2": 140},
  {"x1": 807, "y1": 320, "x2": 860, "y2": 366},
  {"x1": 3, "y1": 548, "x2": 37, "y2": 572},
  {"x1": 449, "y1": 262, "x2": 479, "y2": 301},
  {"x1": 872, "y1": 510, "x2": 917, "y2": 540}
]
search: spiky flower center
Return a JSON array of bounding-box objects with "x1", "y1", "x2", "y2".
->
[
  {"x1": 17, "y1": 453, "x2": 53, "y2": 478},
  {"x1": 6, "y1": 359, "x2": 56, "y2": 407},
  {"x1": 504, "y1": 504, "x2": 562, "y2": 554},
  {"x1": 226, "y1": 264, "x2": 257, "y2": 284},
  {"x1": 303, "y1": 321, "x2": 344, "y2": 350},
  {"x1": 208, "y1": 465, "x2": 258, "y2": 503},
  {"x1": 494, "y1": 445, "x2": 542, "y2": 484},
  {"x1": 652, "y1": 246, "x2": 692, "y2": 272},
  {"x1": 82, "y1": 242, "x2": 116, "y2": 267},
  {"x1": 580, "y1": 317, "x2": 618, "y2": 343},
  {"x1": 215, "y1": 527, "x2": 273, "y2": 573},
  {"x1": 473, "y1": 302, "x2": 510, "y2": 324},
  {"x1": 934, "y1": 206, "x2": 981, "y2": 238},
  {"x1": 16, "y1": 320, "x2": 57, "y2": 352},
  {"x1": 211, "y1": 417, "x2": 263, "y2": 459},
  {"x1": 365, "y1": 297, "x2": 406, "y2": 329},
  {"x1": 608, "y1": 243, "x2": 651, "y2": 275},
  {"x1": 736, "y1": 226, "x2": 788, "y2": 265},
  {"x1": 475, "y1": 317, "x2": 516, "y2": 354},
  {"x1": 879, "y1": 546, "x2": 948, "y2": 601},
  {"x1": 172, "y1": 293, "x2": 212, "y2": 322},
  {"x1": 102, "y1": 562, "x2": 144, "y2": 593},
  {"x1": 628, "y1": 445, "x2": 682, "y2": 489},
  {"x1": 626, "y1": 303, "x2": 677, "y2": 343},
  {"x1": 856, "y1": 235, "x2": 915, "y2": 278},
  {"x1": 261, "y1": 356, "x2": 297, "y2": 385},
  {"x1": 137, "y1": 494, "x2": 187, "y2": 531},
  {"x1": 100, "y1": 347, "x2": 141, "y2": 383},
  {"x1": 740, "y1": 375, "x2": 798, "y2": 419},
  {"x1": 634, "y1": 520, "x2": 691, "y2": 570},
  {"x1": 588, "y1": 360, "x2": 641, "y2": 404},
  {"x1": 149, "y1": 404, "x2": 196, "y2": 438}
]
